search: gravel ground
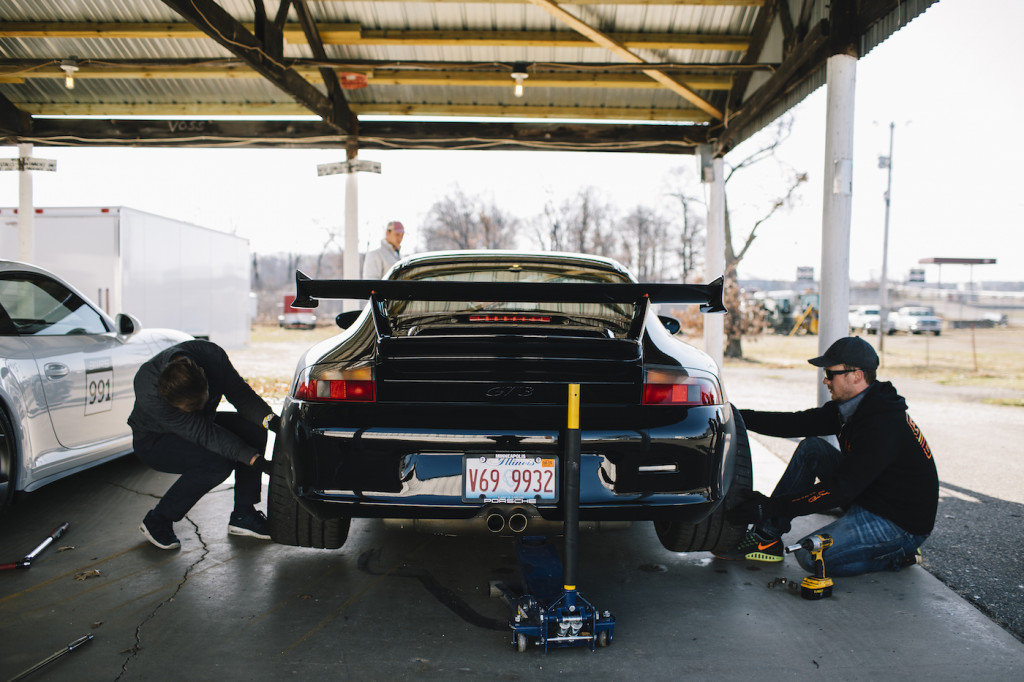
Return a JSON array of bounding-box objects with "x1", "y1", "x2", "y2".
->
[{"x1": 229, "y1": 325, "x2": 1024, "y2": 643}]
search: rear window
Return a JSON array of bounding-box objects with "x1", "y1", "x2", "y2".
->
[{"x1": 387, "y1": 261, "x2": 635, "y2": 338}]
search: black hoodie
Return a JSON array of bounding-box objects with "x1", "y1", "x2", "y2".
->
[
  {"x1": 128, "y1": 339, "x2": 274, "y2": 464},
  {"x1": 740, "y1": 381, "x2": 938, "y2": 535}
]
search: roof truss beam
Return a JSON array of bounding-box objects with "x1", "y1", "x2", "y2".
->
[
  {"x1": 15, "y1": 117, "x2": 710, "y2": 154},
  {"x1": 15, "y1": 101, "x2": 711, "y2": 123},
  {"x1": 0, "y1": 22, "x2": 750, "y2": 52},
  {"x1": 157, "y1": 0, "x2": 355, "y2": 133},
  {"x1": 303, "y1": 0, "x2": 764, "y2": 4},
  {"x1": 0, "y1": 92, "x2": 31, "y2": 136},
  {"x1": 0, "y1": 59, "x2": 745, "y2": 93},
  {"x1": 525, "y1": 0, "x2": 724, "y2": 120},
  {"x1": 291, "y1": 0, "x2": 347, "y2": 120}
]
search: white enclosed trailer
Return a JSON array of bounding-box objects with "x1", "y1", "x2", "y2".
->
[{"x1": 0, "y1": 206, "x2": 251, "y2": 348}]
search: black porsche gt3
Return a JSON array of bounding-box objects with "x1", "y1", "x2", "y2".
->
[{"x1": 268, "y1": 251, "x2": 751, "y2": 554}]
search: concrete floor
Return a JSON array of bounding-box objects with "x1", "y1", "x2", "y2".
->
[{"x1": 2, "y1": 441, "x2": 1023, "y2": 681}]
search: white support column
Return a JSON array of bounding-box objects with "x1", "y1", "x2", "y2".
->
[
  {"x1": 817, "y1": 53, "x2": 857, "y2": 405},
  {"x1": 703, "y1": 156, "x2": 725, "y2": 372},
  {"x1": 344, "y1": 169, "x2": 360, "y2": 311},
  {"x1": 17, "y1": 143, "x2": 34, "y2": 263}
]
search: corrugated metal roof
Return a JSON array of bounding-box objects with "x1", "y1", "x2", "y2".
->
[{"x1": 0, "y1": 1, "x2": 941, "y2": 153}]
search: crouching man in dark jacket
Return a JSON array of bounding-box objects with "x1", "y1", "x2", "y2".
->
[
  {"x1": 129, "y1": 339, "x2": 280, "y2": 550},
  {"x1": 716, "y1": 336, "x2": 938, "y2": 576}
]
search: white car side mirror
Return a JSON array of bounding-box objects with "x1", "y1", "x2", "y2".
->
[{"x1": 115, "y1": 313, "x2": 141, "y2": 336}]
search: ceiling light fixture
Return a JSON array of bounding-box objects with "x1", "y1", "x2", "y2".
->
[
  {"x1": 60, "y1": 58, "x2": 79, "y2": 90},
  {"x1": 511, "y1": 63, "x2": 529, "y2": 98}
]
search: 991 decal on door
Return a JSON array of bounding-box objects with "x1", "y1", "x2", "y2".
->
[{"x1": 85, "y1": 360, "x2": 113, "y2": 415}]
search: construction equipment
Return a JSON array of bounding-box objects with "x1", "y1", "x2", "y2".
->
[
  {"x1": 0, "y1": 522, "x2": 69, "y2": 571},
  {"x1": 784, "y1": 533, "x2": 833, "y2": 600},
  {"x1": 507, "y1": 384, "x2": 615, "y2": 652},
  {"x1": 788, "y1": 292, "x2": 820, "y2": 336}
]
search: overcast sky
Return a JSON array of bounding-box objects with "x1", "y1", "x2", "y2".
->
[{"x1": 1, "y1": 0, "x2": 1019, "y2": 284}]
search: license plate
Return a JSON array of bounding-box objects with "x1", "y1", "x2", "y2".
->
[{"x1": 463, "y1": 454, "x2": 558, "y2": 503}]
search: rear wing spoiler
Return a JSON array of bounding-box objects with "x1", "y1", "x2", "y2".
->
[{"x1": 292, "y1": 271, "x2": 726, "y2": 313}]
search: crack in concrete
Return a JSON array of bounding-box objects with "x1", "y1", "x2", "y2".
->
[
  {"x1": 106, "y1": 481, "x2": 163, "y2": 500},
  {"x1": 116, "y1": 516, "x2": 209, "y2": 680},
  {"x1": 108, "y1": 480, "x2": 236, "y2": 500}
]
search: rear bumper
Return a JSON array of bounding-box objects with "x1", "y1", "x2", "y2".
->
[{"x1": 274, "y1": 403, "x2": 736, "y2": 523}]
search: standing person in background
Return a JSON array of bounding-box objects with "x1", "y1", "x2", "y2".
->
[
  {"x1": 129, "y1": 339, "x2": 280, "y2": 550},
  {"x1": 362, "y1": 220, "x2": 405, "y2": 279}
]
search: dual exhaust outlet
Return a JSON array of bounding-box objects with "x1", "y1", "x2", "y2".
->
[{"x1": 486, "y1": 508, "x2": 530, "y2": 534}]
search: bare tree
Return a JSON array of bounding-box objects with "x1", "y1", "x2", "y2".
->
[
  {"x1": 722, "y1": 116, "x2": 808, "y2": 358},
  {"x1": 314, "y1": 224, "x2": 343, "y2": 278},
  {"x1": 535, "y1": 186, "x2": 618, "y2": 257},
  {"x1": 422, "y1": 188, "x2": 518, "y2": 250},
  {"x1": 620, "y1": 205, "x2": 671, "y2": 282},
  {"x1": 666, "y1": 168, "x2": 706, "y2": 283}
]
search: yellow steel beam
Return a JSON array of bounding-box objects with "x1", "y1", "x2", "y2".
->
[
  {"x1": 1, "y1": 63, "x2": 732, "y2": 91},
  {"x1": 524, "y1": 0, "x2": 724, "y2": 119},
  {"x1": 24, "y1": 101, "x2": 713, "y2": 122},
  {"x1": 0, "y1": 22, "x2": 748, "y2": 52}
]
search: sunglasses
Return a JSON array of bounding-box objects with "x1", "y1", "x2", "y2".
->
[{"x1": 824, "y1": 368, "x2": 860, "y2": 380}]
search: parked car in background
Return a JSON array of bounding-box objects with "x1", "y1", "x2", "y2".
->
[
  {"x1": 0, "y1": 260, "x2": 192, "y2": 512},
  {"x1": 849, "y1": 305, "x2": 894, "y2": 335},
  {"x1": 892, "y1": 306, "x2": 943, "y2": 335},
  {"x1": 278, "y1": 294, "x2": 317, "y2": 329},
  {"x1": 268, "y1": 250, "x2": 752, "y2": 556}
]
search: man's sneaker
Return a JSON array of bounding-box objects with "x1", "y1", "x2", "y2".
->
[
  {"x1": 900, "y1": 547, "x2": 923, "y2": 568},
  {"x1": 713, "y1": 530, "x2": 785, "y2": 562},
  {"x1": 140, "y1": 511, "x2": 181, "y2": 550},
  {"x1": 228, "y1": 508, "x2": 271, "y2": 540}
]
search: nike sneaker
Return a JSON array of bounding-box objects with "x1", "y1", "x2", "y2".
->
[{"x1": 714, "y1": 530, "x2": 785, "y2": 562}]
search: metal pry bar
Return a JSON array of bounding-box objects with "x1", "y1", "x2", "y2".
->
[{"x1": 292, "y1": 271, "x2": 725, "y2": 312}]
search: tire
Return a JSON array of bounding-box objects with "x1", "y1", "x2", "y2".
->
[
  {"x1": 268, "y1": 449, "x2": 350, "y2": 549},
  {"x1": 0, "y1": 408, "x2": 17, "y2": 514},
  {"x1": 653, "y1": 405, "x2": 753, "y2": 553}
]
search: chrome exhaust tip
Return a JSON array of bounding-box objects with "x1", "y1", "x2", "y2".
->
[
  {"x1": 486, "y1": 513, "x2": 506, "y2": 533},
  {"x1": 507, "y1": 511, "x2": 529, "y2": 534}
]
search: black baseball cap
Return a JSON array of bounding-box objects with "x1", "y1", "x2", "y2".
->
[{"x1": 808, "y1": 336, "x2": 879, "y2": 370}]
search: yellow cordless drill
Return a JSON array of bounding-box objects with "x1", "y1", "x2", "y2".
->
[{"x1": 785, "y1": 534, "x2": 834, "y2": 600}]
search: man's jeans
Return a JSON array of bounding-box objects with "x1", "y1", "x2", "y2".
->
[
  {"x1": 135, "y1": 412, "x2": 265, "y2": 523},
  {"x1": 757, "y1": 437, "x2": 928, "y2": 577}
]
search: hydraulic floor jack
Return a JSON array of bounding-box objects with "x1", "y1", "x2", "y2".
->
[{"x1": 507, "y1": 384, "x2": 615, "y2": 652}]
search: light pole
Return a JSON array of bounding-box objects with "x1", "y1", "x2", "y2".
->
[{"x1": 877, "y1": 122, "x2": 895, "y2": 356}]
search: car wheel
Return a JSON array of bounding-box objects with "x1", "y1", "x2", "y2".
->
[
  {"x1": 653, "y1": 405, "x2": 752, "y2": 553},
  {"x1": 0, "y1": 408, "x2": 16, "y2": 513},
  {"x1": 268, "y1": 449, "x2": 350, "y2": 549}
]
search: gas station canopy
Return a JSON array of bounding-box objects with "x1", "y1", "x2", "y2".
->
[{"x1": 1, "y1": 0, "x2": 938, "y2": 154}]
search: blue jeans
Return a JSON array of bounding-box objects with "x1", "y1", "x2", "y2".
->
[
  {"x1": 134, "y1": 412, "x2": 265, "y2": 522},
  {"x1": 758, "y1": 437, "x2": 928, "y2": 577}
]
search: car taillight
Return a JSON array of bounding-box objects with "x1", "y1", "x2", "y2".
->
[
  {"x1": 294, "y1": 365, "x2": 375, "y2": 402},
  {"x1": 642, "y1": 368, "x2": 721, "y2": 406}
]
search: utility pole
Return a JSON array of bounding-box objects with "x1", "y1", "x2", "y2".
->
[{"x1": 878, "y1": 122, "x2": 895, "y2": 356}]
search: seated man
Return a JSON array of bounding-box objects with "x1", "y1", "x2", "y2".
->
[
  {"x1": 717, "y1": 336, "x2": 938, "y2": 576},
  {"x1": 129, "y1": 339, "x2": 280, "y2": 550}
]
